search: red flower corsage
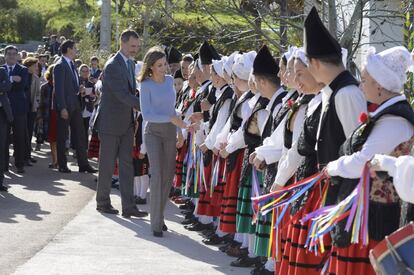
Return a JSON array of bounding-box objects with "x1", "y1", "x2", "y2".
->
[
  {"x1": 359, "y1": 112, "x2": 369, "y2": 124},
  {"x1": 287, "y1": 99, "x2": 294, "y2": 108}
]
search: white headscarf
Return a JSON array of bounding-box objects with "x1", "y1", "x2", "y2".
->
[
  {"x1": 294, "y1": 48, "x2": 308, "y2": 66},
  {"x1": 232, "y1": 51, "x2": 257, "y2": 81},
  {"x1": 365, "y1": 46, "x2": 413, "y2": 93},
  {"x1": 287, "y1": 46, "x2": 298, "y2": 64},
  {"x1": 224, "y1": 51, "x2": 240, "y2": 76},
  {"x1": 212, "y1": 57, "x2": 227, "y2": 79}
]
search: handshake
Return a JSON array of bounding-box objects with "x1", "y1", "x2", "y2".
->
[{"x1": 170, "y1": 112, "x2": 204, "y2": 132}]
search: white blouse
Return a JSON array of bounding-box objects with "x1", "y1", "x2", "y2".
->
[
  {"x1": 274, "y1": 97, "x2": 310, "y2": 187},
  {"x1": 204, "y1": 85, "x2": 233, "y2": 150},
  {"x1": 225, "y1": 93, "x2": 260, "y2": 153},
  {"x1": 315, "y1": 84, "x2": 367, "y2": 152},
  {"x1": 254, "y1": 91, "x2": 295, "y2": 164},
  {"x1": 327, "y1": 95, "x2": 414, "y2": 179}
]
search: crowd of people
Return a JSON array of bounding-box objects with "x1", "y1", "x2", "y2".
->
[
  {"x1": 1, "y1": 6, "x2": 414, "y2": 275},
  {"x1": 0, "y1": 35, "x2": 99, "y2": 193},
  {"x1": 162, "y1": 7, "x2": 414, "y2": 275}
]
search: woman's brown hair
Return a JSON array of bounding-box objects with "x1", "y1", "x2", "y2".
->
[
  {"x1": 45, "y1": 64, "x2": 55, "y2": 82},
  {"x1": 137, "y1": 46, "x2": 166, "y2": 82},
  {"x1": 22, "y1": 57, "x2": 38, "y2": 68}
]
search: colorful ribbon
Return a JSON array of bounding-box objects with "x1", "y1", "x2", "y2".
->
[{"x1": 300, "y1": 163, "x2": 371, "y2": 252}]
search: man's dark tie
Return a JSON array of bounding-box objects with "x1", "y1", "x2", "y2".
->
[
  {"x1": 127, "y1": 60, "x2": 136, "y2": 92},
  {"x1": 8, "y1": 66, "x2": 13, "y2": 77},
  {"x1": 70, "y1": 61, "x2": 78, "y2": 85}
]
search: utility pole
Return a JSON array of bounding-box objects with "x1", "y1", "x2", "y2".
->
[
  {"x1": 115, "y1": 0, "x2": 119, "y2": 46},
  {"x1": 100, "y1": 0, "x2": 111, "y2": 52},
  {"x1": 142, "y1": 0, "x2": 151, "y2": 51}
]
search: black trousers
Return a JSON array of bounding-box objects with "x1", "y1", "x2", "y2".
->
[
  {"x1": 27, "y1": 111, "x2": 37, "y2": 158},
  {"x1": 83, "y1": 116, "x2": 90, "y2": 150},
  {"x1": 56, "y1": 108, "x2": 89, "y2": 168},
  {"x1": 11, "y1": 114, "x2": 28, "y2": 168},
  {"x1": 0, "y1": 108, "x2": 9, "y2": 183}
]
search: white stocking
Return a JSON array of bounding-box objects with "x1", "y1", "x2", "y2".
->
[
  {"x1": 139, "y1": 175, "x2": 149, "y2": 199},
  {"x1": 133, "y1": 177, "x2": 140, "y2": 197}
]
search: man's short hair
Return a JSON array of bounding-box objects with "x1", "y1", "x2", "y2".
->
[
  {"x1": 4, "y1": 45, "x2": 18, "y2": 55},
  {"x1": 182, "y1": 54, "x2": 194, "y2": 63},
  {"x1": 120, "y1": 29, "x2": 139, "y2": 43},
  {"x1": 255, "y1": 73, "x2": 281, "y2": 87},
  {"x1": 308, "y1": 55, "x2": 342, "y2": 66},
  {"x1": 61, "y1": 40, "x2": 75, "y2": 54}
]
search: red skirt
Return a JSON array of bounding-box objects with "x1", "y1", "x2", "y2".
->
[
  {"x1": 219, "y1": 149, "x2": 245, "y2": 233},
  {"x1": 279, "y1": 186, "x2": 329, "y2": 275},
  {"x1": 88, "y1": 133, "x2": 100, "y2": 159},
  {"x1": 197, "y1": 154, "x2": 220, "y2": 217},
  {"x1": 113, "y1": 161, "x2": 119, "y2": 176},
  {"x1": 210, "y1": 156, "x2": 226, "y2": 206},
  {"x1": 133, "y1": 147, "x2": 149, "y2": 177},
  {"x1": 48, "y1": 110, "x2": 57, "y2": 143},
  {"x1": 174, "y1": 141, "x2": 187, "y2": 188},
  {"x1": 328, "y1": 241, "x2": 379, "y2": 275}
]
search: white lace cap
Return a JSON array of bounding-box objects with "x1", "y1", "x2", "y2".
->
[
  {"x1": 294, "y1": 48, "x2": 308, "y2": 66},
  {"x1": 224, "y1": 51, "x2": 240, "y2": 76},
  {"x1": 232, "y1": 51, "x2": 257, "y2": 81},
  {"x1": 365, "y1": 46, "x2": 413, "y2": 93},
  {"x1": 284, "y1": 46, "x2": 297, "y2": 63},
  {"x1": 212, "y1": 57, "x2": 227, "y2": 79},
  {"x1": 287, "y1": 46, "x2": 298, "y2": 63}
]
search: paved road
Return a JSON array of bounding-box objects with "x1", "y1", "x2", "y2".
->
[
  {"x1": 0, "y1": 144, "x2": 97, "y2": 275},
  {"x1": 1, "y1": 144, "x2": 250, "y2": 275}
]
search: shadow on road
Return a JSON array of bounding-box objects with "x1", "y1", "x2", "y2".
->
[
  {"x1": 101, "y1": 200, "x2": 238, "y2": 275},
  {"x1": 0, "y1": 193, "x2": 51, "y2": 223}
]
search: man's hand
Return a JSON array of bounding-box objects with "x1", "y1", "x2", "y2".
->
[
  {"x1": 138, "y1": 153, "x2": 146, "y2": 159},
  {"x1": 60, "y1": 108, "x2": 69, "y2": 120},
  {"x1": 187, "y1": 123, "x2": 200, "y2": 133},
  {"x1": 219, "y1": 149, "x2": 229, "y2": 159},
  {"x1": 201, "y1": 99, "x2": 211, "y2": 111},
  {"x1": 79, "y1": 85, "x2": 85, "y2": 96},
  {"x1": 253, "y1": 157, "x2": 266, "y2": 171},
  {"x1": 212, "y1": 148, "x2": 219, "y2": 156},
  {"x1": 189, "y1": 112, "x2": 203, "y2": 123},
  {"x1": 176, "y1": 134, "x2": 184, "y2": 149},
  {"x1": 270, "y1": 183, "x2": 284, "y2": 192},
  {"x1": 249, "y1": 152, "x2": 257, "y2": 164},
  {"x1": 11, "y1": 75, "x2": 22, "y2": 83},
  {"x1": 199, "y1": 143, "x2": 208, "y2": 153}
]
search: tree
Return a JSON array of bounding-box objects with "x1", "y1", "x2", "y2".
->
[{"x1": 77, "y1": 0, "x2": 90, "y2": 12}]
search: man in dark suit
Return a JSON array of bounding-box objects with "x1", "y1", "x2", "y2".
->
[
  {"x1": 48, "y1": 35, "x2": 60, "y2": 57},
  {"x1": 53, "y1": 40, "x2": 96, "y2": 174},
  {"x1": 96, "y1": 30, "x2": 147, "y2": 218},
  {"x1": 3, "y1": 45, "x2": 30, "y2": 174},
  {"x1": 0, "y1": 67, "x2": 12, "y2": 191}
]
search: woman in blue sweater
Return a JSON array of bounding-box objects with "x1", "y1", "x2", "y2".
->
[{"x1": 138, "y1": 46, "x2": 186, "y2": 237}]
